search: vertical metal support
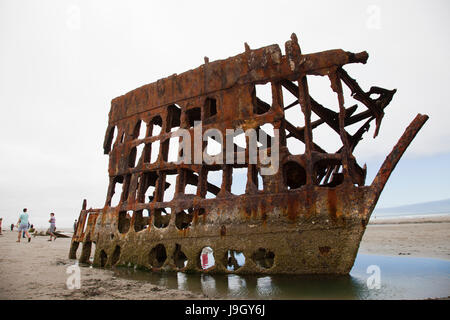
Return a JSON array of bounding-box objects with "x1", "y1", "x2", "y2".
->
[
  {"x1": 297, "y1": 75, "x2": 314, "y2": 185},
  {"x1": 122, "y1": 174, "x2": 131, "y2": 203},
  {"x1": 329, "y1": 71, "x2": 351, "y2": 180},
  {"x1": 198, "y1": 166, "x2": 207, "y2": 198},
  {"x1": 154, "y1": 171, "x2": 164, "y2": 203},
  {"x1": 105, "y1": 177, "x2": 115, "y2": 207},
  {"x1": 247, "y1": 164, "x2": 258, "y2": 193},
  {"x1": 223, "y1": 165, "x2": 232, "y2": 193},
  {"x1": 136, "y1": 173, "x2": 144, "y2": 203},
  {"x1": 271, "y1": 81, "x2": 284, "y2": 114},
  {"x1": 176, "y1": 168, "x2": 184, "y2": 195}
]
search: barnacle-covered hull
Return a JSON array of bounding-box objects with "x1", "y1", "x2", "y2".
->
[{"x1": 69, "y1": 34, "x2": 428, "y2": 274}]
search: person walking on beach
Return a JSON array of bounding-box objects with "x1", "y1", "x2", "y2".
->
[
  {"x1": 48, "y1": 212, "x2": 56, "y2": 241},
  {"x1": 17, "y1": 208, "x2": 31, "y2": 243},
  {"x1": 0, "y1": 218, "x2": 3, "y2": 235},
  {"x1": 73, "y1": 219, "x2": 78, "y2": 233},
  {"x1": 22, "y1": 222, "x2": 30, "y2": 238},
  {"x1": 11, "y1": 223, "x2": 14, "y2": 231}
]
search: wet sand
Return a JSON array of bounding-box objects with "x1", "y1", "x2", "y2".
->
[
  {"x1": 0, "y1": 215, "x2": 448, "y2": 300},
  {"x1": 360, "y1": 215, "x2": 450, "y2": 260},
  {"x1": 0, "y1": 230, "x2": 206, "y2": 300}
]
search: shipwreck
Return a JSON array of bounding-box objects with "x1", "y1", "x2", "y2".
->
[{"x1": 69, "y1": 34, "x2": 428, "y2": 274}]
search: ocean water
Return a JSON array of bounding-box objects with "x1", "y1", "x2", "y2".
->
[
  {"x1": 110, "y1": 253, "x2": 450, "y2": 300},
  {"x1": 371, "y1": 211, "x2": 450, "y2": 220}
]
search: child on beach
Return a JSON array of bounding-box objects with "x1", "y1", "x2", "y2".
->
[
  {"x1": 48, "y1": 213, "x2": 56, "y2": 241},
  {"x1": 17, "y1": 208, "x2": 31, "y2": 243}
]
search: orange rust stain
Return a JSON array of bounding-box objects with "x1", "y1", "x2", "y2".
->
[
  {"x1": 251, "y1": 207, "x2": 257, "y2": 219},
  {"x1": 287, "y1": 196, "x2": 298, "y2": 221},
  {"x1": 327, "y1": 189, "x2": 338, "y2": 222}
]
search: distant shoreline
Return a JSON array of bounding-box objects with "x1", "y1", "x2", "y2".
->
[{"x1": 369, "y1": 213, "x2": 450, "y2": 225}]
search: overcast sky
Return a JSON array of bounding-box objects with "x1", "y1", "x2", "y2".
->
[{"x1": 1, "y1": 0, "x2": 449, "y2": 228}]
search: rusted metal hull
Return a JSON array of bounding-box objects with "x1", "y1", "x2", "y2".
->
[
  {"x1": 69, "y1": 34, "x2": 428, "y2": 275},
  {"x1": 72, "y1": 185, "x2": 371, "y2": 274}
]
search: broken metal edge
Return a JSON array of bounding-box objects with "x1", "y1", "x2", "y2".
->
[{"x1": 367, "y1": 113, "x2": 429, "y2": 215}]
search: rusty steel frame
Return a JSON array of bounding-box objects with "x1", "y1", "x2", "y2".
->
[{"x1": 69, "y1": 34, "x2": 428, "y2": 275}]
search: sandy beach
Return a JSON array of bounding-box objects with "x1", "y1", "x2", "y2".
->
[
  {"x1": 0, "y1": 230, "x2": 206, "y2": 300},
  {"x1": 360, "y1": 215, "x2": 450, "y2": 260},
  {"x1": 0, "y1": 216, "x2": 449, "y2": 300}
]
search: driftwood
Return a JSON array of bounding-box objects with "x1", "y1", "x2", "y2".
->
[{"x1": 33, "y1": 230, "x2": 71, "y2": 238}]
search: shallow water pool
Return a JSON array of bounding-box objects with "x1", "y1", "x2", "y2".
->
[{"x1": 110, "y1": 254, "x2": 450, "y2": 299}]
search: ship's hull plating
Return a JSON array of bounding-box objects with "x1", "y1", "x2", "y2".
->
[{"x1": 71, "y1": 185, "x2": 373, "y2": 275}]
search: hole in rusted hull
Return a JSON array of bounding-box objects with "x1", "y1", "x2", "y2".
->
[
  {"x1": 252, "y1": 248, "x2": 275, "y2": 269},
  {"x1": 111, "y1": 245, "x2": 121, "y2": 266},
  {"x1": 138, "y1": 171, "x2": 158, "y2": 203},
  {"x1": 163, "y1": 173, "x2": 177, "y2": 202},
  {"x1": 206, "y1": 170, "x2": 221, "y2": 198},
  {"x1": 284, "y1": 161, "x2": 306, "y2": 190},
  {"x1": 175, "y1": 209, "x2": 193, "y2": 230},
  {"x1": 314, "y1": 159, "x2": 343, "y2": 187},
  {"x1": 149, "y1": 244, "x2": 167, "y2": 268},
  {"x1": 186, "y1": 107, "x2": 201, "y2": 127},
  {"x1": 151, "y1": 116, "x2": 162, "y2": 136},
  {"x1": 253, "y1": 83, "x2": 272, "y2": 115},
  {"x1": 173, "y1": 244, "x2": 188, "y2": 269},
  {"x1": 167, "y1": 136, "x2": 180, "y2": 162},
  {"x1": 184, "y1": 170, "x2": 198, "y2": 195},
  {"x1": 100, "y1": 250, "x2": 107, "y2": 267},
  {"x1": 199, "y1": 247, "x2": 215, "y2": 270},
  {"x1": 134, "y1": 209, "x2": 150, "y2": 232},
  {"x1": 167, "y1": 104, "x2": 181, "y2": 132},
  {"x1": 150, "y1": 140, "x2": 160, "y2": 163},
  {"x1": 154, "y1": 208, "x2": 171, "y2": 228},
  {"x1": 231, "y1": 167, "x2": 247, "y2": 195},
  {"x1": 109, "y1": 176, "x2": 124, "y2": 207},
  {"x1": 118, "y1": 211, "x2": 131, "y2": 234},
  {"x1": 225, "y1": 250, "x2": 246, "y2": 271}
]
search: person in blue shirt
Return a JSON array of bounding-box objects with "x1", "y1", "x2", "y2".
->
[{"x1": 17, "y1": 208, "x2": 31, "y2": 243}]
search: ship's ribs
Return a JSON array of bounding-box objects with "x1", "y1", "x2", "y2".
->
[{"x1": 69, "y1": 33, "x2": 428, "y2": 275}]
